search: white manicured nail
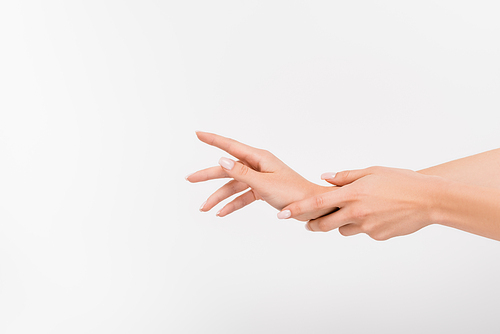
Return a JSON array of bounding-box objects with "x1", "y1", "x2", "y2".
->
[
  {"x1": 199, "y1": 201, "x2": 207, "y2": 212},
  {"x1": 305, "y1": 223, "x2": 311, "y2": 231},
  {"x1": 277, "y1": 210, "x2": 291, "y2": 219},
  {"x1": 216, "y1": 209, "x2": 221, "y2": 217},
  {"x1": 185, "y1": 172, "x2": 194, "y2": 181},
  {"x1": 321, "y1": 172, "x2": 336, "y2": 180},
  {"x1": 219, "y1": 157, "x2": 235, "y2": 170}
]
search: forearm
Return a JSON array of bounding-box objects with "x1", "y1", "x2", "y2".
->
[
  {"x1": 418, "y1": 148, "x2": 500, "y2": 189},
  {"x1": 432, "y1": 178, "x2": 500, "y2": 241}
]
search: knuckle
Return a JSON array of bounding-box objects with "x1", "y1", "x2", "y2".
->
[
  {"x1": 335, "y1": 189, "x2": 349, "y2": 203},
  {"x1": 314, "y1": 196, "x2": 325, "y2": 209},
  {"x1": 358, "y1": 223, "x2": 368, "y2": 233},
  {"x1": 248, "y1": 151, "x2": 261, "y2": 163},
  {"x1": 350, "y1": 206, "x2": 368, "y2": 221},
  {"x1": 360, "y1": 221, "x2": 375, "y2": 234},
  {"x1": 337, "y1": 170, "x2": 350, "y2": 181},
  {"x1": 256, "y1": 149, "x2": 272, "y2": 160},
  {"x1": 347, "y1": 184, "x2": 367, "y2": 201},
  {"x1": 352, "y1": 209, "x2": 363, "y2": 220},
  {"x1": 346, "y1": 187, "x2": 360, "y2": 201},
  {"x1": 229, "y1": 180, "x2": 238, "y2": 192},
  {"x1": 260, "y1": 149, "x2": 273, "y2": 157},
  {"x1": 239, "y1": 164, "x2": 250, "y2": 176}
]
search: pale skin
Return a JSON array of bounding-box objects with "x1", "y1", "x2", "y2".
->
[
  {"x1": 187, "y1": 131, "x2": 338, "y2": 220},
  {"x1": 187, "y1": 131, "x2": 500, "y2": 241}
]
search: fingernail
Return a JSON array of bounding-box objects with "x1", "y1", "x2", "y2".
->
[
  {"x1": 199, "y1": 201, "x2": 207, "y2": 212},
  {"x1": 219, "y1": 157, "x2": 235, "y2": 170},
  {"x1": 277, "y1": 210, "x2": 291, "y2": 219},
  {"x1": 216, "y1": 209, "x2": 221, "y2": 217},
  {"x1": 185, "y1": 172, "x2": 194, "y2": 181},
  {"x1": 305, "y1": 223, "x2": 311, "y2": 231},
  {"x1": 321, "y1": 172, "x2": 336, "y2": 180}
]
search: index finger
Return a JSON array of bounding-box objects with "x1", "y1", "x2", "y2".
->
[
  {"x1": 279, "y1": 188, "x2": 348, "y2": 220},
  {"x1": 196, "y1": 131, "x2": 262, "y2": 166}
]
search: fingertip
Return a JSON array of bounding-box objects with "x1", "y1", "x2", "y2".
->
[
  {"x1": 185, "y1": 172, "x2": 194, "y2": 181},
  {"x1": 219, "y1": 157, "x2": 235, "y2": 171},
  {"x1": 321, "y1": 172, "x2": 336, "y2": 181},
  {"x1": 216, "y1": 208, "x2": 229, "y2": 217},
  {"x1": 277, "y1": 209, "x2": 291, "y2": 219},
  {"x1": 195, "y1": 130, "x2": 209, "y2": 140}
]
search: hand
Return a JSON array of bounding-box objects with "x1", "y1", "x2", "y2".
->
[
  {"x1": 279, "y1": 166, "x2": 444, "y2": 240},
  {"x1": 186, "y1": 131, "x2": 337, "y2": 220}
]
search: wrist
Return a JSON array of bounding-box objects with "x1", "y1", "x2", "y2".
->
[
  {"x1": 427, "y1": 176, "x2": 474, "y2": 228},
  {"x1": 423, "y1": 175, "x2": 455, "y2": 227}
]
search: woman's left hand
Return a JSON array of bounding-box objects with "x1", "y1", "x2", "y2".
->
[{"x1": 279, "y1": 166, "x2": 445, "y2": 240}]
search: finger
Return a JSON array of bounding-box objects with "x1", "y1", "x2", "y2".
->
[
  {"x1": 216, "y1": 189, "x2": 258, "y2": 217},
  {"x1": 196, "y1": 131, "x2": 263, "y2": 166},
  {"x1": 305, "y1": 208, "x2": 351, "y2": 232},
  {"x1": 186, "y1": 166, "x2": 228, "y2": 183},
  {"x1": 186, "y1": 158, "x2": 252, "y2": 182},
  {"x1": 320, "y1": 168, "x2": 374, "y2": 186},
  {"x1": 338, "y1": 223, "x2": 363, "y2": 237},
  {"x1": 218, "y1": 157, "x2": 265, "y2": 189},
  {"x1": 201, "y1": 179, "x2": 249, "y2": 212},
  {"x1": 279, "y1": 188, "x2": 348, "y2": 220}
]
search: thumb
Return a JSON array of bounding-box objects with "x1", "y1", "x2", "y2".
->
[
  {"x1": 219, "y1": 157, "x2": 261, "y2": 185},
  {"x1": 320, "y1": 168, "x2": 373, "y2": 186}
]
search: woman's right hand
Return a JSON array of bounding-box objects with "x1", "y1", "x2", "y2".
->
[{"x1": 186, "y1": 131, "x2": 338, "y2": 221}]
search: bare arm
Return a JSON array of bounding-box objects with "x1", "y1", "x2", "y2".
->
[
  {"x1": 435, "y1": 180, "x2": 500, "y2": 241},
  {"x1": 418, "y1": 148, "x2": 500, "y2": 189},
  {"x1": 189, "y1": 132, "x2": 500, "y2": 241}
]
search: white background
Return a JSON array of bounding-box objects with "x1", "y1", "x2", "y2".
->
[{"x1": 1, "y1": 1, "x2": 500, "y2": 333}]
